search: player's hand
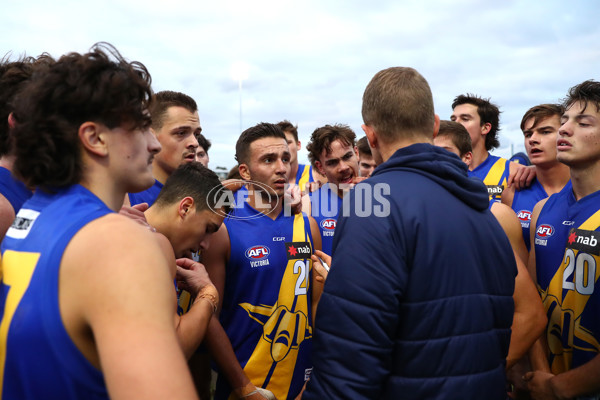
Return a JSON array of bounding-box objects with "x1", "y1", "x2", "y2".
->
[
  {"x1": 508, "y1": 163, "x2": 536, "y2": 190},
  {"x1": 284, "y1": 184, "x2": 302, "y2": 215},
  {"x1": 119, "y1": 203, "x2": 155, "y2": 232},
  {"x1": 311, "y1": 250, "x2": 331, "y2": 283},
  {"x1": 236, "y1": 383, "x2": 277, "y2": 399},
  {"x1": 523, "y1": 371, "x2": 561, "y2": 400},
  {"x1": 222, "y1": 179, "x2": 245, "y2": 192},
  {"x1": 175, "y1": 258, "x2": 215, "y2": 299}
]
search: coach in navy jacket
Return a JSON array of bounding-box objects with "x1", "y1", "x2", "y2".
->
[{"x1": 303, "y1": 67, "x2": 516, "y2": 400}]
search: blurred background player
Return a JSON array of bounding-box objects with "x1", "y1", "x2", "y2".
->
[
  {"x1": 195, "y1": 131, "x2": 211, "y2": 168},
  {"x1": 356, "y1": 135, "x2": 377, "y2": 177},
  {"x1": 0, "y1": 54, "x2": 54, "y2": 241},
  {"x1": 277, "y1": 120, "x2": 314, "y2": 193}
]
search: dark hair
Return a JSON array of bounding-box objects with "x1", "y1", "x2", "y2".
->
[
  {"x1": 520, "y1": 104, "x2": 564, "y2": 133},
  {"x1": 11, "y1": 42, "x2": 152, "y2": 191},
  {"x1": 437, "y1": 120, "x2": 473, "y2": 157},
  {"x1": 362, "y1": 67, "x2": 434, "y2": 141},
  {"x1": 356, "y1": 136, "x2": 371, "y2": 157},
  {"x1": 235, "y1": 122, "x2": 286, "y2": 164},
  {"x1": 562, "y1": 80, "x2": 600, "y2": 114},
  {"x1": 276, "y1": 120, "x2": 299, "y2": 142},
  {"x1": 154, "y1": 161, "x2": 229, "y2": 214},
  {"x1": 150, "y1": 90, "x2": 198, "y2": 131},
  {"x1": 452, "y1": 94, "x2": 501, "y2": 151},
  {"x1": 306, "y1": 124, "x2": 356, "y2": 166},
  {"x1": 195, "y1": 132, "x2": 211, "y2": 151},
  {"x1": 0, "y1": 54, "x2": 54, "y2": 156}
]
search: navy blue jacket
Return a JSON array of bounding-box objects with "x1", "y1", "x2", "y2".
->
[{"x1": 303, "y1": 143, "x2": 516, "y2": 400}]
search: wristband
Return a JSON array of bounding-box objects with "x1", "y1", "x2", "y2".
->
[{"x1": 194, "y1": 291, "x2": 218, "y2": 314}]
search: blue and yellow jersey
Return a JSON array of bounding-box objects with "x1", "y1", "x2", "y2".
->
[
  {"x1": 0, "y1": 184, "x2": 111, "y2": 400},
  {"x1": 511, "y1": 178, "x2": 549, "y2": 250},
  {"x1": 0, "y1": 166, "x2": 32, "y2": 214},
  {"x1": 216, "y1": 202, "x2": 314, "y2": 400},
  {"x1": 468, "y1": 154, "x2": 510, "y2": 203},
  {"x1": 128, "y1": 179, "x2": 163, "y2": 207},
  {"x1": 534, "y1": 181, "x2": 600, "y2": 373},
  {"x1": 295, "y1": 164, "x2": 314, "y2": 194},
  {"x1": 308, "y1": 183, "x2": 344, "y2": 256}
]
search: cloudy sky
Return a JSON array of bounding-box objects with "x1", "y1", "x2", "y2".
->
[{"x1": 2, "y1": 0, "x2": 599, "y2": 172}]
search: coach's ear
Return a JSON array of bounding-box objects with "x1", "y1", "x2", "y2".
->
[
  {"x1": 239, "y1": 163, "x2": 251, "y2": 181},
  {"x1": 362, "y1": 124, "x2": 377, "y2": 149},
  {"x1": 432, "y1": 114, "x2": 440, "y2": 139},
  {"x1": 79, "y1": 121, "x2": 108, "y2": 157}
]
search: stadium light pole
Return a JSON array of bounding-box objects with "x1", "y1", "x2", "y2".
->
[{"x1": 231, "y1": 62, "x2": 249, "y2": 133}]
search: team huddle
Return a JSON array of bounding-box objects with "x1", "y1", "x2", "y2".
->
[{"x1": 0, "y1": 43, "x2": 599, "y2": 400}]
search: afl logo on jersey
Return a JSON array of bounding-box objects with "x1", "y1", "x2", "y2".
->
[
  {"x1": 320, "y1": 219, "x2": 336, "y2": 230},
  {"x1": 245, "y1": 245, "x2": 270, "y2": 260},
  {"x1": 517, "y1": 210, "x2": 532, "y2": 222},
  {"x1": 536, "y1": 224, "x2": 554, "y2": 238}
]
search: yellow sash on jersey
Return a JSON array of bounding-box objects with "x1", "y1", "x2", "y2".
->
[
  {"x1": 297, "y1": 165, "x2": 311, "y2": 194},
  {"x1": 542, "y1": 209, "x2": 600, "y2": 374},
  {"x1": 235, "y1": 213, "x2": 312, "y2": 400},
  {"x1": 484, "y1": 158, "x2": 508, "y2": 201}
]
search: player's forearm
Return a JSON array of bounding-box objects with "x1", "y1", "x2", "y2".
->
[
  {"x1": 506, "y1": 309, "x2": 546, "y2": 369},
  {"x1": 205, "y1": 317, "x2": 254, "y2": 395},
  {"x1": 528, "y1": 337, "x2": 551, "y2": 372},
  {"x1": 175, "y1": 299, "x2": 214, "y2": 359}
]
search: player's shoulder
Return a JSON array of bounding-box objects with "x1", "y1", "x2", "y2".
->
[{"x1": 71, "y1": 213, "x2": 165, "y2": 263}]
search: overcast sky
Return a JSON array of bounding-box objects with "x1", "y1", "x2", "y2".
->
[{"x1": 2, "y1": 0, "x2": 599, "y2": 172}]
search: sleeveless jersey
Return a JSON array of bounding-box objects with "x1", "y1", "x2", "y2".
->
[
  {"x1": 534, "y1": 181, "x2": 600, "y2": 373},
  {"x1": 0, "y1": 184, "x2": 111, "y2": 399},
  {"x1": 308, "y1": 183, "x2": 344, "y2": 256},
  {"x1": 468, "y1": 154, "x2": 510, "y2": 203},
  {"x1": 511, "y1": 178, "x2": 549, "y2": 250},
  {"x1": 0, "y1": 167, "x2": 32, "y2": 214},
  {"x1": 216, "y1": 202, "x2": 314, "y2": 400},
  {"x1": 295, "y1": 164, "x2": 314, "y2": 194},
  {"x1": 128, "y1": 179, "x2": 163, "y2": 207}
]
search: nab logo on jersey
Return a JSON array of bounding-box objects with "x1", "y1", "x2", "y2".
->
[
  {"x1": 245, "y1": 246, "x2": 270, "y2": 260},
  {"x1": 517, "y1": 210, "x2": 532, "y2": 222},
  {"x1": 320, "y1": 219, "x2": 336, "y2": 230},
  {"x1": 536, "y1": 224, "x2": 554, "y2": 238},
  {"x1": 567, "y1": 228, "x2": 600, "y2": 255},
  {"x1": 486, "y1": 185, "x2": 504, "y2": 195}
]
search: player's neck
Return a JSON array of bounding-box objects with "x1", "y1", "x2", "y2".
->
[
  {"x1": 570, "y1": 161, "x2": 600, "y2": 201},
  {"x1": 152, "y1": 164, "x2": 169, "y2": 186},
  {"x1": 247, "y1": 189, "x2": 282, "y2": 220},
  {"x1": 288, "y1": 160, "x2": 299, "y2": 182},
  {"x1": 535, "y1": 162, "x2": 570, "y2": 196},
  {"x1": 80, "y1": 174, "x2": 127, "y2": 212},
  {"x1": 469, "y1": 145, "x2": 489, "y2": 171}
]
